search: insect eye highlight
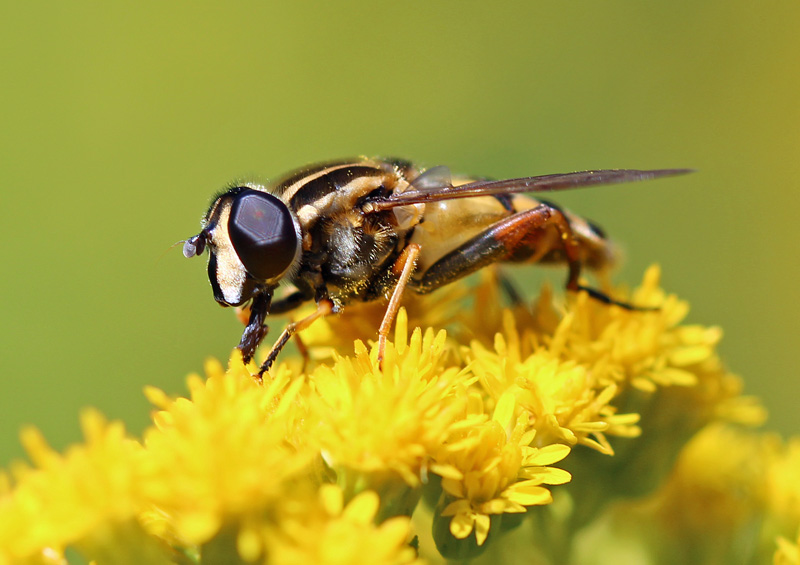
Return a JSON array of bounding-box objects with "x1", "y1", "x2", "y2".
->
[{"x1": 228, "y1": 189, "x2": 298, "y2": 281}]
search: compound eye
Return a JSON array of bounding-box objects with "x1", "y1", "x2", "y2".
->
[{"x1": 228, "y1": 189, "x2": 298, "y2": 281}]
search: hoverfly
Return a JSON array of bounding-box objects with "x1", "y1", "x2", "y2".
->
[{"x1": 184, "y1": 157, "x2": 689, "y2": 380}]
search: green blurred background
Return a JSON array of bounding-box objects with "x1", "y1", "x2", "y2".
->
[{"x1": 2, "y1": 2, "x2": 798, "y2": 466}]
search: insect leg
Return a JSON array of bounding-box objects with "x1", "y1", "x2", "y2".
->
[
  {"x1": 541, "y1": 219, "x2": 650, "y2": 310},
  {"x1": 256, "y1": 298, "x2": 334, "y2": 381},
  {"x1": 414, "y1": 205, "x2": 563, "y2": 294},
  {"x1": 238, "y1": 290, "x2": 273, "y2": 365},
  {"x1": 235, "y1": 290, "x2": 309, "y2": 326},
  {"x1": 378, "y1": 243, "x2": 421, "y2": 365},
  {"x1": 270, "y1": 290, "x2": 313, "y2": 314},
  {"x1": 415, "y1": 205, "x2": 648, "y2": 310},
  {"x1": 521, "y1": 208, "x2": 651, "y2": 310},
  {"x1": 496, "y1": 268, "x2": 525, "y2": 307},
  {"x1": 292, "y1": 330, "x2": 311, "y2": 374}
]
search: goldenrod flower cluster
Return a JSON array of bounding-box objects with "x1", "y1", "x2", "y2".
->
[{"x1": 0, "y1": 266, "x2": 798, "y2": 564}]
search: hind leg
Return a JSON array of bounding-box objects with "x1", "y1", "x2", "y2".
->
[
  {"x1": 414, "y1": 204, "x2": 578, "y2": 291},
  {"x1": 414, "y1": 204, "x2": 644, "y2": 310}
]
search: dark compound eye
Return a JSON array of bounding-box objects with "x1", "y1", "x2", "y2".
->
[{"x1": 228, "y1": 189, "x2": 298, "y2": 281}]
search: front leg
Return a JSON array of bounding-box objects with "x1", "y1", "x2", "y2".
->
[
  {"x1": 235, "y1": 289, "x2": 313, "y2": 325},
  {"x1": 238, "y1": 290, "x2": 273, "y2": 365},
  {"x1": 256, "y1": 298, "x2": 335, "y2": 381}
]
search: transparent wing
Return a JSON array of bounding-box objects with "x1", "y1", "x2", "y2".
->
[
  {"x1": 405, "y1": 165, "x2": 453, "y2": 192},
  {"x1": 367, "y1": 168, "x2": 693, "y2": 212}
]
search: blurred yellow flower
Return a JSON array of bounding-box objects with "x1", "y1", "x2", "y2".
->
[
  {"x1": 766, "y1": 437, "x2": 800, "y2": 530},
  {"x1": 655, "y1": 423, "x2": 771, "y2": 538},
  {"x1": 775, "y1": 527, "x2": 800, "y2": 565},
  {"x1": 0, "y1": 409, "x2": 169, "y2": 564}
]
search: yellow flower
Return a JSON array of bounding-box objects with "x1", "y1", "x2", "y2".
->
[
  {"x1": 432, "y1": 395, "x2": 571, "y2": 546},
  {"x1": 264, "y1": 484, "x2": 421, "y2": 565},
  {"x1": 141, "y1": 351, "x2": 314, "y2": 560},
  {"x1": 468, "y1": 313, "x2": 641, "y2": 455},
  {"x1": 306, "y1": 309, "x2": 472, "y2": 510},
  {"x1": 0, "y1": 266, "x2": 794, "y2": 564},
  {"x1": 518, "y1": 266, "x2": 713, "y2": 396},
  {"x1": 291, "y1": 283, "x2": 469, "y2": 364}
]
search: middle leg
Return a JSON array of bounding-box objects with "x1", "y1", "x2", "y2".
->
[{"x1": 377, "y1": 243, "x2": 421, "y2": 365}]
